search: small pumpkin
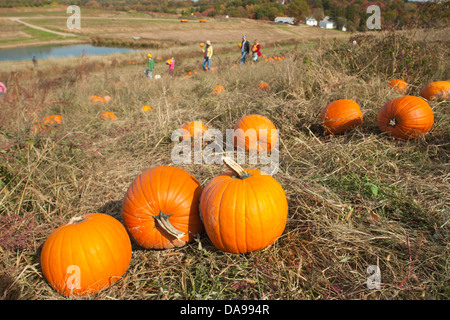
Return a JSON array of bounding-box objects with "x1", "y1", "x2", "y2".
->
[
  {"x1": 181, "y1": 121, "x2": 208, "y2": 141},
  {"x1": 122, "y1": 166, "x2": 204, "y2": 249},
  {"x1": 100, "y1": 111, "x2": 117, "y2": 121},
  {"x1": 377, "y1": 95, "x2": 434, "y2": 140},
  {"x1": 214, "y1": 85, "x2": 226, "y2": 95},
  {"x1": 389, "y1": 79, "x2": 408, "y2": 94},
  {"x1": 257, "y1": 82, "x2": 271, "y2": 92},
  {"x1": 200, "y1": 157, "x2": 288, "y2": 254},
  {"x1": 40, "y1": 213, "x2": 132, "y2": 297},
  {"x1": 103, "y1": 95, "x2": 112, "y2": 103},
  {"x1": 419, "y1": 81, "x2": 450, "y2": 101},
  {"x1": 142, "y1": 105, "x2": 152, "y2": 112},
  {"x1": 233, "y1": 114, "x2": 278, "y2": 152},
  {"x1": 200, "y1": 43, "x2": 204, "y2": 47},
  {"x1": 34, "y1": 115, "x2": 63, "y2": 133},
  {"x1": 320, "y1": 99, "x2": 363, "y2": 135}
]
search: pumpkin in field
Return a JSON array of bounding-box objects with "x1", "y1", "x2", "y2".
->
[
  {"x1": 34, "y1": 115, "x2": 63, "y2": 133},
  {"x1": 389, "y1": 79, "x2": 408, "y2": 94},
  {"x1": 142, "y1": 105, "x2": 152, "y2": 112},
  {"x1": 122, "y1": 166, "x2": 204, "y2": 249},
  {"x1": 419, "y1": 81, "x2": 450, "y2": 101},
  {"x1": 100, "y1": 111, "x2": 117, "y2": 121},
  {"x1": 214, "y1": 85, "x2": 226, "y2": 95},
  {"x1": 180, "y1": 121, "x2": 208, "y2": 141},
  {"x1": 233, "y1": 114, "x2": 278, "y2": 152},
  {"x1": 238, "y1": 43, "x2": 242, "y2": 48},
  {"x1": 40, "y1": 213, "x2": 132, "y2": 296},
  {"x1": 257, "y1": 82, "x2": 271, "y2": 92},
  {"x1": 166, "y1": 59, "x2": 172, "y2": 65},
  {"x1": 200, "y1": 157, "x2": 288, "y2": 254},
  {"x1": 320, "y1": 99, "x2": 363, "y2": 135},
  {"x1": 377, "y1": 95, "x2": 434, "y2": 140},
  {"x1": 200, "y1": 43, "x2": 204, "y2": 47}
]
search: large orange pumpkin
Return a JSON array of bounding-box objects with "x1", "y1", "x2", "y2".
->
[
  {"x1": 121, "y1": 166, "x2": 204, "y2": 249},
  {"x1": 320, "y1": 99, "x2": 363, "y2": 135},
  {"x1": 389, "y1": 79, "x2": 408, "y2": 94},
  {"x1": 377, "y1": 95, "x2": 434, "y2": 140},
  {"x1": 233, "y1": 114, "x2": 278, "y2": 152},
  {"x1": 419, "y1": 81, "x2": 450, "y2": 101},
  {"x1": 200, "y1": 157, "x2": 288, "y2": 254},
  {"x1": 40, "y1": 213, "x2": 132, "y2": 297}
]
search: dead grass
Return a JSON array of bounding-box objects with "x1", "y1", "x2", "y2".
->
[{"x1": 0, "y1": 28, "x2": 449, "y2": 300}]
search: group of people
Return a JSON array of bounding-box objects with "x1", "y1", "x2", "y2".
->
[{"x1": 144, "y1": 35, "x2": 262, "y2": 80}]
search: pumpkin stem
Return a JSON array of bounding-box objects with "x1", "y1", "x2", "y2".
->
[
  {"x1": 389, "y1": 117, "x2": 397, "y2": 127},
  {"x1": 153, "y1": 211, "x2": 186, "y2": 240},
  {"x1": 222, "y1": 156, "x2": 252, "y2": 179},
  {"x1": 67, "y1": 216, "x2": 85, "y2": 225}
]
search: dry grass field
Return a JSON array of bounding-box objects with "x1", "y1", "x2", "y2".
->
[{"x1": 0, "y1": 7, "x2": 449, "y2": 301}]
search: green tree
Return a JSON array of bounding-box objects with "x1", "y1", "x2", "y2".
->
[{"x1": 286, "y1": 0, "x2": 310, "y2": 21}]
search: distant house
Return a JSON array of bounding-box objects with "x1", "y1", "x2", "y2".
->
[
  {"x1": 305, "y1": 16, "x2": 317, "y2": 27},
  {"x1": 274, "y1": 17, "x2": 296, "y2": 25},
  {"x1": 319, "y1": 16, "x2": 337, "y2": 29}
]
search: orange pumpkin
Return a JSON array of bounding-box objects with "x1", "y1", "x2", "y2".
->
[
  {"x1": 40, "y1": 213, "x2": 132, "y2": 297},
  {"x1": 377, "y1": 95, "x2": 434, "y2": 140},
  {"x1": 214, "y1": 85, "x2": 226, "y2": 95},
  {"x1": 181, "y1": 121, "x2": 208, "y2": 141},
  {"x1": 34, "y1": 115, "x2": 63, "y2": 133},
  {"x1": 257, "y1": 82, "x2": 271, "y2": 92},
  {"x1": 320, "y1": 99, "x2": 363, "y2": 135},
  {"x1": 121, "y1": 166, "x2": 204, "y2": 249},
  {"x1": 419, "y1": 81, "x2": 450, "y2": 101},
  {"x1": 200, "y1": 43, "x2": 204, "y2": 47},
  {"x1": 200, "y1": 157, "x2": 288, "y2": 254},
  {"x1": 389, "y1": 79, "x2": 408, "y2": 94},
  {"x1": 100, "y1": 111, "x2": 117, "y2": 120},
  {"x1": 234, "y1": 114, "x2": 278, "y2": 152},
  {"x1": 141, "y1": 105, "x2": 152, "y2": 112}
]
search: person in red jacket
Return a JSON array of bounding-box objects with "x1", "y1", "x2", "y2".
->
[{"x1": 251, "y1": 40, "x2": 262, "y2": 62}]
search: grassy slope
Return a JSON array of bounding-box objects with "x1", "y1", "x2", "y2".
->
[{"x1": 0, "y1": 26, "x2": 449, "y2": 300}]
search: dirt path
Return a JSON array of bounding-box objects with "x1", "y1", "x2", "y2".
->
[{"x1": 7, "y1": 17, "x2": 76, "y2": 37}]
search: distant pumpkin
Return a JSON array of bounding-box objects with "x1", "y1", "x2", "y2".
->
[
  {"x1": 34, "y1": 114, "x2": 63, "y2": 133},
  {"x1": 214, "y1": 85, "x2": 226, "y2": 95},
  {"x1": 389, "y1": 79, "x2": 408, "y2": 94},
  {"x1": 100, "y1": 111, "x2": 117, "y2": 121},
  {"x1": 181, "y1": 121, "x2": 208, "y2": 141},
  {"x1": 142, "y1": 105, "x2": 152, "y2": 112},
  {"x1": 234, "y1": 114, "x2": 278, "y2": 152},
  {"x1": 257, "y1": 82, "x2": 271, "y2": 92}
]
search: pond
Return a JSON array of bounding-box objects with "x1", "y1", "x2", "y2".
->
[{"x1": 0, "y1": 44, "x2": 143, "y2": 62}]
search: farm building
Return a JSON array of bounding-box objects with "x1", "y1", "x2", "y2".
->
[
  {"x1": 319, "y1": 16, "x2": 337, "y2": 29},
  {"x1": 305, "y1": 16, "x2": 318, "y2": 26},
  {"x1": 274, "y1": 17, "x2": 296, "y2": 25}
]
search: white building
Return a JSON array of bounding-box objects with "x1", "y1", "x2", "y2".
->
[
  {"x1": 319, "y1": 16, "x2": 337, "y2": 29},
  {"x1": 305, "y1": 16, "x2": 317, "y2": 26}
]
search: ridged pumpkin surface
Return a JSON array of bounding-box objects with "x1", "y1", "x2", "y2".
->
[
  {"x1": 200, "y1": 159, "x2": 288, "y2": 254},
  {"x1": 122, "y1": 166, "x2": 204, "y2": 249},
  {"x1": 233, "y1": 114, "x2": 278, "y2": 152},
  {"x1": 40, "y1": 213, "x2": 132, "y2": 297},
  {"x1": 377, "y1": 95, "x2": 434, "y2": 140},
  {"x1": 320, "y1": 99, "x2": 363, "y2": 135}
]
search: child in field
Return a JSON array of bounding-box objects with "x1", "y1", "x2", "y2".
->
[
  {"x1": 202, "y1": 40, "x2": 213, "y2": 71},
  {"x1": 167, "y1": 57, "x2": 175, "y2": 77},
  {"x1": 252, "y1": 40, "x2": 261, "y2": 62},
  {"x1": 146, "y1": 53, "x2": 154, "y2": 80}
]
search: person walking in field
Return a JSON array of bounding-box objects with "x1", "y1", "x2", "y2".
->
[
  {"x1": 146, "y1": 53, "x2": 154, "y2": 80},
  {"x1": 202, "y1": 40, "x2": 213, "y2": 71},
  {"x1": 251, "y1": 40, "x2": 261, "y2": 62},
  {"x1": 0, "y1": 81, "x2": 6, "y2": 98},
  {"x1": 240, "y1": 35, "x2": 250, "y2": 64},
  {"x1": 166, "y1": 57, "x2": 175, "y2": 77}
]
